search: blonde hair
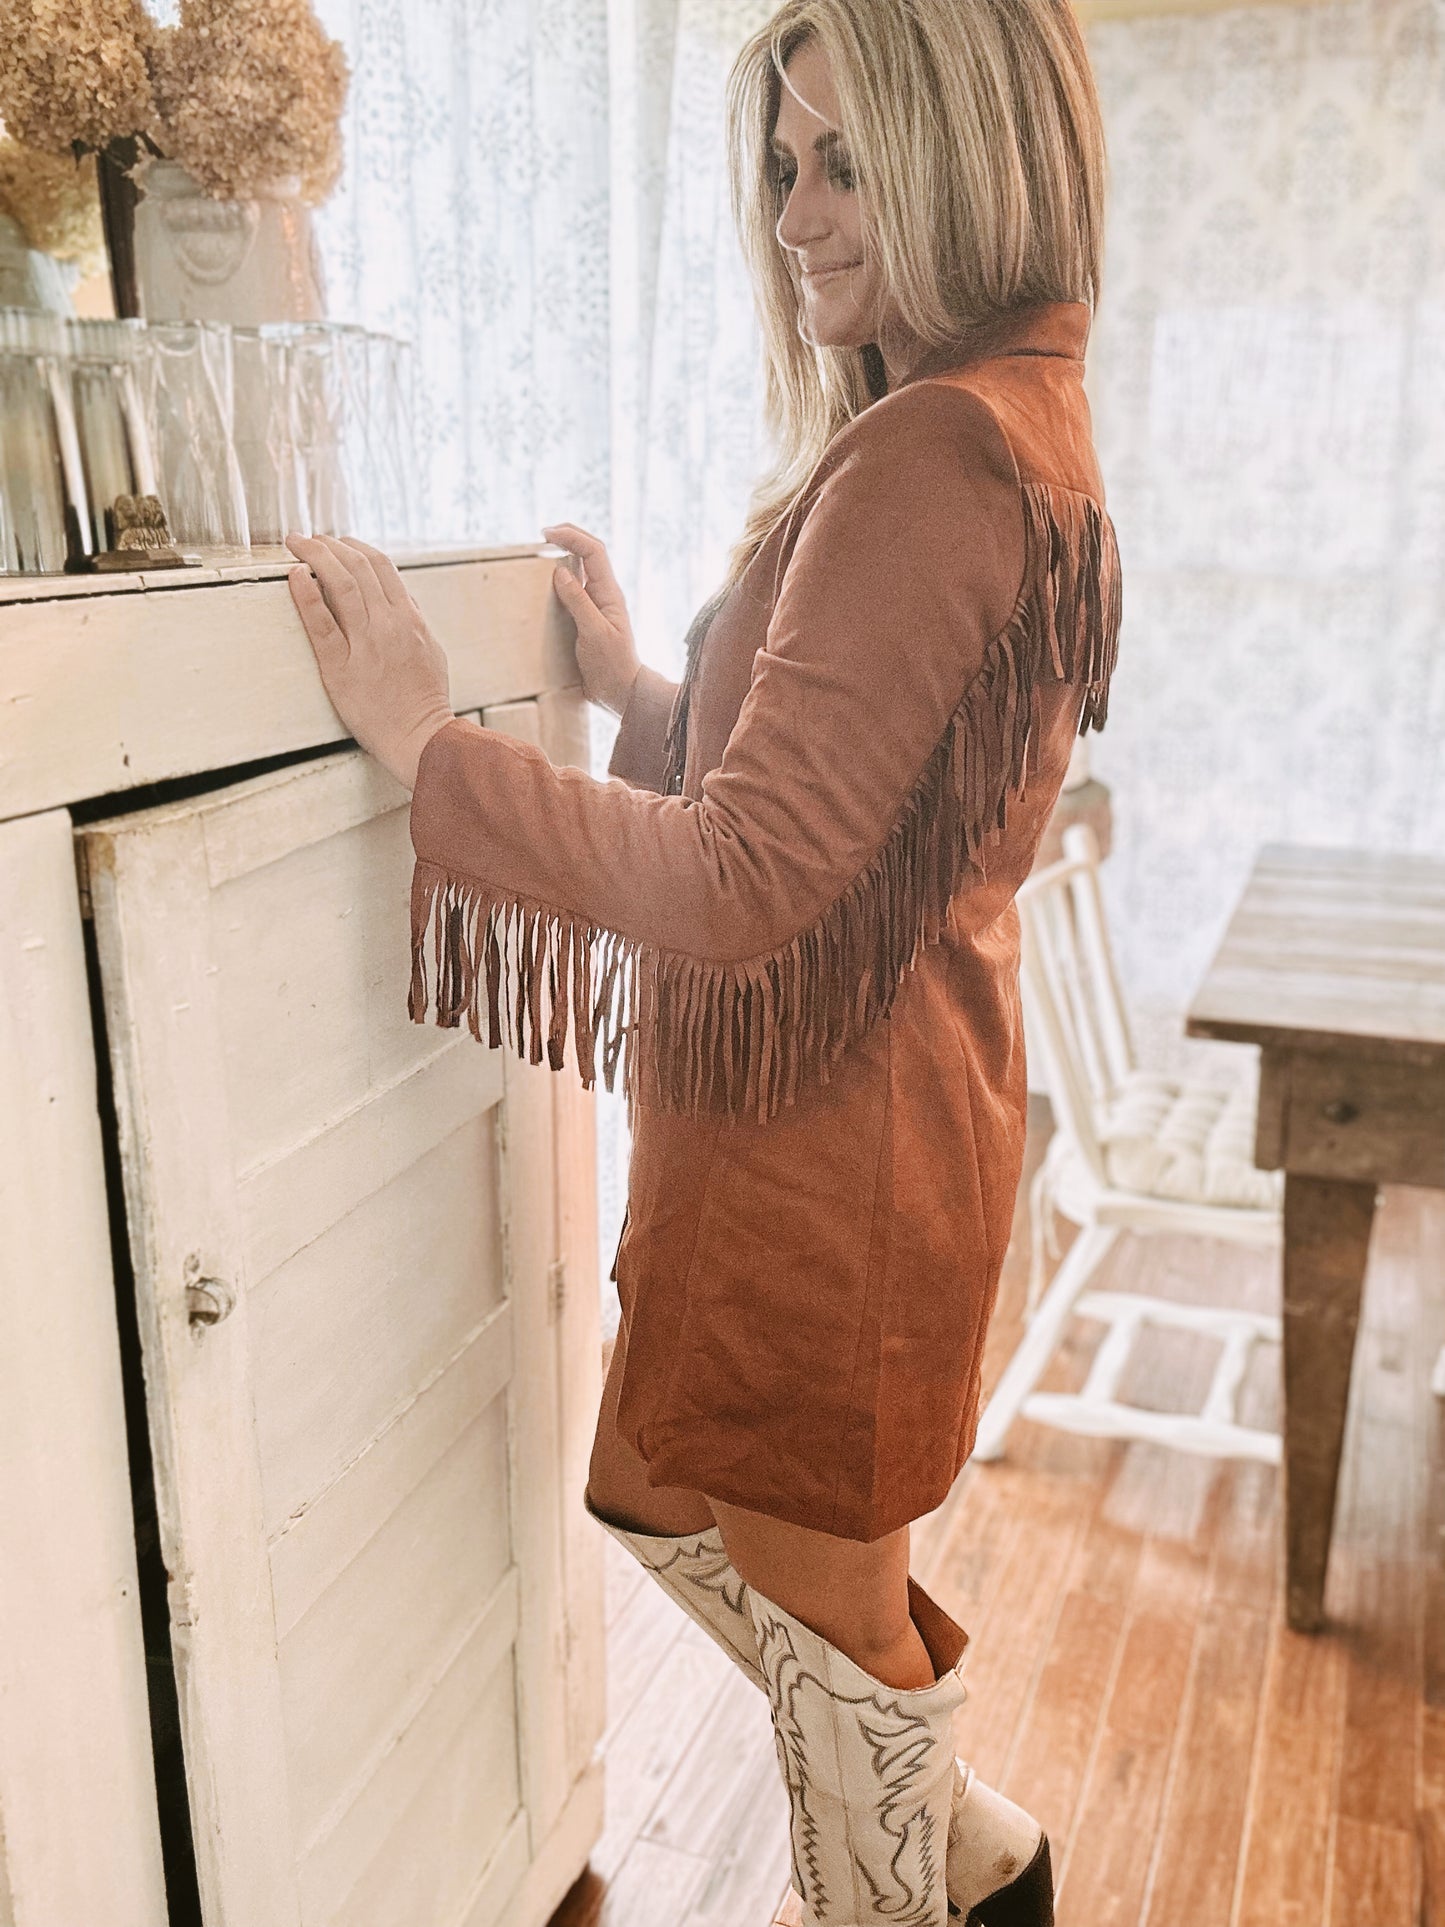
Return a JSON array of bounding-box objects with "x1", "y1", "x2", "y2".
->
[{"x1": 719, "y1": 0, "x2": 1107, "y2": 594}]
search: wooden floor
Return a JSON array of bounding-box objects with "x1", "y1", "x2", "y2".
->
[{"x1": 548, "y1": 1108, "x2": 1444, "y2": 1927}]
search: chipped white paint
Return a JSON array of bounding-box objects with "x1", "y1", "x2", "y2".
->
[
  {"x1": 4, "y1": 560, "x2": 603, "y2": 1925},
  {"x1": 0, "y1": 811, "x2": 167, "y2": 1927}
]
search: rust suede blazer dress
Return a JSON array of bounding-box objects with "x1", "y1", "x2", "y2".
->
[{"x1": 407, "y1": 298, "x2": 1122, "y2": 1543}]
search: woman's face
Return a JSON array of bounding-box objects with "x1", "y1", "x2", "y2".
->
[{"x1": 772, "y1": 38, "x2": 907, "y2": 382}]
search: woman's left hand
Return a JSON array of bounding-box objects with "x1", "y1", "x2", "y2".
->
[{"x1": 286, "y1": 533, "x2": 456, "y2": 791}]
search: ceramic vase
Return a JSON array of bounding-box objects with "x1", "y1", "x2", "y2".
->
[{"x1": 131, "y1": 157, "x2": 327, "y2": 326}]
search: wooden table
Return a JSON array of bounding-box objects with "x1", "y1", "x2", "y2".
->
[{"x1": 1187, "y1": 843, "x2": 1445, "y2": 1632}]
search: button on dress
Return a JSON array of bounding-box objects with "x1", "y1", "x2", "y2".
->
[{"x1": 407, "y1": 299, "x2": 1122, "y2": 1541}]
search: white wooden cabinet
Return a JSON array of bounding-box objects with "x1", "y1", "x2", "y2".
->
[{"x1": 0, "y1": 553, "x2": 604, "y2": 1927}]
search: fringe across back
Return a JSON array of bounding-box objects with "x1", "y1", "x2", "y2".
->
[{"x1": 408, "y1": 481, "x2": 1122, "y2": 1126}]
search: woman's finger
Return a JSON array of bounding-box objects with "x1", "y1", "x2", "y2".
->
[
  {"x1": 286, "y1": 533, "x2": 373, "y2": 629},
  {"x1": 542, "y1": 522, "x2": 610, "y2": 574},
  {"x1": 551, "y1": 564, "x2": 600, "y2": 630},
  {"x1": 288, "y1": 565, "x2": 349, "y2": 666},
  {"x1": 541, "y1": 523, "x2": 627, "y2": 617},
  {"x1": 319, "y1": 533, "x2": 389, "y2": 620},
  {"x1": 338, "y1": 535, "x2": 413, "y2": 611}
]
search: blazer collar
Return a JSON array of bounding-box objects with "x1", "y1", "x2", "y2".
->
[{"x1": 893, "y1": 299, "x2": 1091, "y2": 389}]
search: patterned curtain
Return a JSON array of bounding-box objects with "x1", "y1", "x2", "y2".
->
[
  {"x1": 312, "y1": 0, "x2": 612, "y2": 547},
  {"x1": 312, "y1": 0, "x2": 625, "y2": 1315}
]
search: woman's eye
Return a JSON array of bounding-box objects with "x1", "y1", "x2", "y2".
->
[{"x1": 775, "y1": 162, "x2": 854, "y2": 195}]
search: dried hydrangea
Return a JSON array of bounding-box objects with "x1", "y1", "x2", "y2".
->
[
  {"x1": 0, "y1": 0, "x2": 158, "y2": 155},
  {"x1": 0, "y1": 136, "x2": 107, "y2": 272},
  {"x1": 150, "y1": 0, "x2": 349, "y2": 205}
]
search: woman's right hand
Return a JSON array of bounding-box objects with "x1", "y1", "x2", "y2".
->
[{"x1": 542, "y1": 523, "x2": 642, "y2": 717}]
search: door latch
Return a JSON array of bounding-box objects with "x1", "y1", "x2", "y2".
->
[{"x1": 186, "y1": 1278, "x2": 235, "y2": 1328}]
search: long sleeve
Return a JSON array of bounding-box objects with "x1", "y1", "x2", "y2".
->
[
  {"x1": 408, "y1": 381, "x2": 1120, "y2": 1122},
  {"x1": 606, "y1": 662, "x2": 680, "y2": 792}
]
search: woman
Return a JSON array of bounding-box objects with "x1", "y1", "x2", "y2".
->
[{"x1": 287, "y1": 2, "x2": 1119, "y2": 1921}]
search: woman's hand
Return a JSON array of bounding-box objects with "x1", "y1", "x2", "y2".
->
[
  {"x1": 286, "y1": 533, "x2": 456, "y2": 791},
  {"x1": 542, "y1": 523, "x2": 642, "y2": 717}
]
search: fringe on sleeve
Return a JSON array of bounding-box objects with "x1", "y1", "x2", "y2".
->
[{"x1": 409, "y1": 481, "x2": 1121, "y2": 1124}]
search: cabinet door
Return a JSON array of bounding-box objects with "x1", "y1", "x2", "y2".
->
[
  {"x1": 0, "y1": 811, "x2": 167, "y2": 1927},
  {"x1": 77, "y1": 704, "x2": 602, "y2": 1927}
]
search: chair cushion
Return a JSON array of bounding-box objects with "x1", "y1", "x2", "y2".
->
[{"x1": 1100, "y1": 1070, "x2": 1283, "y2": 1211}]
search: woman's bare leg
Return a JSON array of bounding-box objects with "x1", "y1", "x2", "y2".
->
[
  {"x1": 588, "y1": 1328, "x2": 933, "y2": 1691},
  {"x1": 586, "y1": 1315, "x2": 716, "y2": 1536},
  {"x1": 708, "y1": 1497, "x2": 934, "y2": 1691}
]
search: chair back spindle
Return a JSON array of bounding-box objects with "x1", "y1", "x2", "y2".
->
[{"x1": 1017, "y1": 824, "x2": 1131, "y2": 1184}]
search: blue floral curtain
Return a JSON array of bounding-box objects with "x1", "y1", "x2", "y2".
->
[{"x1": 312, "y1": 0, "x2": 612, "y2": 548}]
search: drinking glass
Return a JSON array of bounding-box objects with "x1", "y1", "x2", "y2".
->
[
  {"x1": 0, "y1": 307, "x2": 87, "y2": 573},
  {"x1": 367, "y1": 329, "x2": 419, "y2": 548},
  {"x1": 232, "y1": 325, "x2": 310, "y2": 549},
  {"x1": 265, "y1": 322, "x2": 350, "y2": 536},
  {"x1": 65, "y1": 317, "x2": 159, "y2": 556},
  {"x1": 323, "y1": 321, "x2": 380, "y2": 541},
  {"x1": 139, "y1": 320, "x2": 250, "y2": 557}
]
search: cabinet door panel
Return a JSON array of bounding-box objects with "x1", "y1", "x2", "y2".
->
[
  {"x1": 323, "y1": 1653, "x2": 526, "y2": 1927},
  {"x1": 296, "y1": 1569, "x2": 524, "y2": 1925},
  {"x1": 0, "y1": 811, "x2": 167, "y2": 1927},
  {"x1": 249, "y1": 1110, "x2": 506, "y2": 1532},
  {"x1": 237, "y1": 1040, "x2": 500, "y2": 1283},
  {"x1": 78, "y1": 714, "x2": 582, "y2": 1927},
  {"x1": 279, "y1": 1395, "x2": 513, "y2": 1850},
  {"x1": 269, "y1": 1302, "x2": 513, "y2": 1642},
  {"x1": 212, "y1": 798, "x2": 440, "y2": 1174}
]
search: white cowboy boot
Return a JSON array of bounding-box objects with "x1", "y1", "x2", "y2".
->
[
  {"x1": 747, "y1": 1577, "x2": 964, "y2": 1925},
  {"x1": 947, "y1": 1761, "x2": 1053, "y2": 1923},
  {"x1": 582, "y1": 1487, "x2": 1051, "y2": 1923},
  {"x1": 582, "y1": 1484, "x2": 764, "y2": 1687}
]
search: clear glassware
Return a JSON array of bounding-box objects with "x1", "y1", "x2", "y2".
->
[
  {"x1": 139, "y1": 319, "x2": 250, "y2": 558},
  {"x1": 322, "y1": 321, "x2": 380, "y2": 542},
  {"x1": 0, "y1": 307, "x2": 88, "y2": 573},
  {"x1": 367, "y1": 329, "x2": 419, "y2": 549},
  {"x1": 264, "y1": 321, "x2": 350, "y2": 536},
  {"x1": 64, "y1": 317, "x2": 160, "y2": 557},
  {"x1": 232, "y1": 325, "x2": 310, "y2": 550}
]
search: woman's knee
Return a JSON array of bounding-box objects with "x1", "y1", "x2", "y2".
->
[{"x1": 709, "y1": 1498, "x2": 920, "y2": 1675}]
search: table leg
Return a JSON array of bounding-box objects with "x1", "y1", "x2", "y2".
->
[{"x1": 1282, "y1": 1172, "x2": 1378, "y2": 1631}]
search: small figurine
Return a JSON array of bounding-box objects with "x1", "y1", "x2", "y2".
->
[
  {"x1": 72, "y1": 490, "x2": 190, "y2": 572},
  {"x1": 111, "y1": 492, "x2": 184, "y2": 558}
]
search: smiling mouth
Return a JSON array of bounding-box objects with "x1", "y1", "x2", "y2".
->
[{"x1": 804, "y1": 261, "x2": 861, "y2": 282}]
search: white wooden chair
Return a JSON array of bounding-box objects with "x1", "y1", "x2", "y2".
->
[{"x1": 973, "y1": 824, "x2": 1285, "y2": 1466}]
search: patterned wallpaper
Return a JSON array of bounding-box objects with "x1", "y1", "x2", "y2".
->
[{"x1": 1083, "y1": 0, "x2": 1445, "y2": 1072}]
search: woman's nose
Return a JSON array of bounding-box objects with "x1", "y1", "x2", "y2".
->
[{"x1": 776, "y1": 179, "x2": 832, "y2": 256}]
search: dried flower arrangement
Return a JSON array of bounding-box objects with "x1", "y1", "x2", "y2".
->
[
  {"x1": 149, "y1": 0, "x2": 349, "y2": 204},
  {"x1": 0, "y1": 0, "x2": 349, "y2": 204},
  {"x1": 0, "y1": 136, "x2": 107, "y2": 275},
  {"x1": 0, "y1": 0, "x2": 159, "y2": 157}
]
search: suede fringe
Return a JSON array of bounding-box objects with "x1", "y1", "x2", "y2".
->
[{"x1": 409, "y1": 482, "x2": 1121, "y2": 1124}]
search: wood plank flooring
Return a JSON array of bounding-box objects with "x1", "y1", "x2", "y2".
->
[{"x1": 548, "y1": 1105, "x2": 1443, "y2": 1927}]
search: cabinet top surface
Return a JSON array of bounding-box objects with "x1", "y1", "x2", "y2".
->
[
  {"x1": 0, "y1": 545, "x2": 577, "y2": 820},
  {"x1": 1186, "y1": 841, "x2": 1445, "y2": 1062},
  {"x1": 0, "y1": 544, "x2": 552, "y2": 606}
]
